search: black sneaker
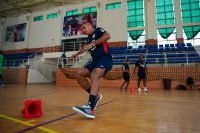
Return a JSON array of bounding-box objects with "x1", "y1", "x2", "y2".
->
[
  {"x1": 72, "y1": 105, "x2": 95, "y2": 119},
  {"x1": 93, "y1": 94, "x2": 102, "y2": 110}
]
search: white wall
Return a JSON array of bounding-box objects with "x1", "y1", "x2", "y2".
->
[
  {"x1": 0, "y1": 0, "x2": 132, "y2": 52},
  {"x1": 1, "y1": 14, "x2": 31, "y2": 51},
  {"x1": 62, "y1": 0, "x2": 127, "y2": 42},
  {"x1": 100, "y1": 0, "x2": 127, "y2": 42},
  {"x1": 2, "y1": 0, "x2": 189, "y2": 52},
  {"x1": 28, "y1": 7, "x2": 62, "y2": 49}
]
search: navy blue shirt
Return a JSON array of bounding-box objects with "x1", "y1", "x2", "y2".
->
[
  {"x1": 122, "y1": 63, "x2": 129, "y2": 73},
  {"x1": 135, "y1": 60, "x2": 146, "y2": 73},
  {"x1": 87, "y1": 27, "x2": 110, "y2": 61},
  {"x1": 61, "y1": 53, "x2": 67, "y2": 64}
]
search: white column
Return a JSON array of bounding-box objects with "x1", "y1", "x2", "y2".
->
[
  {"x1": 174, "y1": 0, "x2": 183, "y2": 40},
  {"x1": 144, "y1": 0, "x2": 157, "y2": 41}
]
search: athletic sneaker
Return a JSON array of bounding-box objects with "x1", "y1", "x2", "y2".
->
[
  {"x1": 144, "y1": 88, "x2": 148, "y2": 92},
  {"x1": 93, "y1": 94, "x2": 102, "y2": 110},
  {"x1": 138, "y1": 88, "x2": 142, "y2": 92},
  {"x1": 72, "y1": 105, "x2": 95, "y2": 119},
  {"x1": 77, "y1": 93, "x2": 102, "y2": 113}
]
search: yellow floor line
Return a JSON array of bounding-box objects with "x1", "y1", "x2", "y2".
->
[
  {"x1": 25, "y1": 120, "x2": 36, "y2": 123},
  {"x1": 0, "y1": 114, "x2": 59, "y2": 133}
]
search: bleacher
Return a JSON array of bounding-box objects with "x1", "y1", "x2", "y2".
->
[
  {"x1": 3, "y1": 53, "x2": 35, "y2": 67},
  {"x1": 110, "y1": 43, "x2": 200, "y2": 65}
]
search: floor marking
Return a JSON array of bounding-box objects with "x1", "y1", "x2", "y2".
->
[
  {"x1": 16, "y1": 99, "x2": 116, "y2": 133},
  {"x1": 25, "y1": 120, "x2": 36, "y2": 123},
  {"x1": 0, "y1": 114, "x2": 59, "y2": 133}
]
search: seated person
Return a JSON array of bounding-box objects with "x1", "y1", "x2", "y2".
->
[
  {"x1": 0, "y1": 74, "x2": 4, "y2": 87},
  {"x1": 186, "y1": 77, "x2": 194, "y2": 90}
]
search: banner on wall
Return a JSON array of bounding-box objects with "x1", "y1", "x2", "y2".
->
[
  {"x1": 5, "y1": 23, "x2": 26, "y2": 42},
  {"x1": 62, "y1": 13, "x2": 97, "y2": 37}
]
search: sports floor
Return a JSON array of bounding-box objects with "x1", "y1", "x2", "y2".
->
[{"x1": 0, "y1": 84, "x2": 200, "y2": 133}]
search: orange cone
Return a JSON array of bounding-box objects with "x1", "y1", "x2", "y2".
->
[
  {"x1": 22, "y1": 99, "x2": 42, "y2": 118},
  {"x1": 130, "y1": 83, "x2": 135, "y2": 94}
]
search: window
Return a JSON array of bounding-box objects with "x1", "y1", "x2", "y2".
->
[
  {"x1": 156, "y1": 0, "x2": 175, "y2": 26},
  {"x1": 66, "y1": 10, "x2": 78, "y2": 16},
  {"x1": 127, "y1": 31, "x2": 145, "y2": 48},
  {"x1": 83, "y1": 6, "x2": 96, "y2": 13},
  {"x1": 127, "y1": 0, "x2": 144, "y2": 46},
  {"x1": 157, "y1": 29, "x2": 177, "y2": 45},
  {"x1": 181, "y1": 0, "x2": 200, "y2": 40},
  {"x1": 33, "y1": 16, "x2": 43, "y2": 22},
  {"x1": 47, "y1": 13, "x2": 58, "y2": 20},
  {"x1": 106, "y1": 2, "x2": 121, "y2": 10},
  {"x1": 181, "y1": 0, "x2": 200, "y2": 23},
  {"x1": 156, "y1": 0, "x2": 175, "y2": 40},
  {"x1": 127, "y1": 0, "x2": 144, "y2": 28}
]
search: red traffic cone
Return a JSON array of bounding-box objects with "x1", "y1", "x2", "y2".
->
[{"x1": 22, "y1": 100, "x2": 42, "y2": 118}]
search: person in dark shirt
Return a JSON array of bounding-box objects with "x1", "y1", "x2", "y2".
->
[
  {"x1": 0, "y1": 55, "x2": 4, "y2": 87},
  {"x1": 134, "y1": 54, "x2": 148, "y2": 92},
  {"x1": 71, "y1": 19, "x2": 112, "y2": 119},
  {"x1": 186, "y1": 77, "x2": 194, "y2": 90},
  {"x1": 0, "y1": 74, "x2": 4, "y2": 88},
  {"x1": 120, "y1": 58, "x2": 130, "y2": 91},
  {"x1": 61, "y1": 51, "x2": 67, "y2": 67}
]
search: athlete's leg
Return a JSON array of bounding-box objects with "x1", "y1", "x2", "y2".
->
[
  {"x1": 90, "y1": 68, "x2": 105, "y2": 96},
  {"x1": 143, "y1": 78, "x2": 148, "y2": 92},
  {"x1": 143, "y1": 78, "x2": 147, "y2": 88},
  {"x1": 72, "y1": 67, "x2": 103, "y2": 119},
  {"x1": 88, "y1": 68, "x2": 105, "y2": 110},
  {"x1": 137, "y1": 79, "x2": 141, "y2": 88},
  {"x1": 120, "y1": 80, "x2": 126, "y2": 90},
  {"x1": 124, "y1": 80, "x2": 130, "y2": 90},
  {"x1": 137, "y1": 78, "x2": 142, "y2": 91},
  {"x1": 75, "y1": 67, "x2": 91, "y2": 93}
]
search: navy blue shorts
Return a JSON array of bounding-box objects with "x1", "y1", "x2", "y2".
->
[
  {"x1": 138, "y1": 72, "x2": 146, "y2": 79},
  {"x1": 123, "y1": 72, "x2": 130, "y2": 81},
  {"x1": 85, "y1": 55, "x2": 112, "y2": 74}
]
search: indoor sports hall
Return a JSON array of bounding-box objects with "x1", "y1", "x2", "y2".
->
[{"x1": 0, "y1": 0, "x2": 200, "y2": 133}]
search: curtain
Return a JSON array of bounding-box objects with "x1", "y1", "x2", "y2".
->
[
  {"x1": 183, "y1": 26, "x2": 200, "y2": 39},
  {"x1": 129, "y1": 30, "x2": 144, "y2": 40},
  {"x1": 158, "y1": 28, "x2": 175, "y2": 39}
]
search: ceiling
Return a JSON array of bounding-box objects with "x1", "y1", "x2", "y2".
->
[{"x1": 0, "y1": 0, "x2": 86, "y2": 18}]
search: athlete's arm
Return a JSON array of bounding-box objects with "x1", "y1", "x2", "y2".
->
[
  {"x1": 71, "y1": 47, "x2": 87, "y2": 58},
  {"x1": 83, "y1": 32, "x2": 111, "y2": 50},
  {"x1": 134, "y1": 66, "x2": 137, "y2": 76},
  {"x1": 122, "y1": 64, "x2": 125, "y2": 72},
  {"x1": 145, "y1": 65, "x2": 148, "y2": 77}
]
